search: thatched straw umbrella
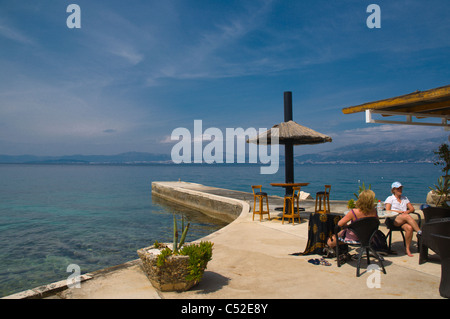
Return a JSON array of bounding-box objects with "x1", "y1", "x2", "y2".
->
[
  {"x1": 247, "y1": 120, "x2": 332, "y2": 146},
  {"x1": 247, "y1": 92, "x2": 332, "y2": 195}
]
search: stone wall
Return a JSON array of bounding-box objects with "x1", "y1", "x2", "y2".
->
[{"x1": 151, "y1": 182, "x2": 245, "y2": 223}]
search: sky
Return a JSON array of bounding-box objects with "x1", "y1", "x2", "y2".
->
[{"x1": 0, "y1": 0, "x2": 449, "y2": 157}]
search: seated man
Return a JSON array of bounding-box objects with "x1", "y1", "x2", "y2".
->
[{"x1": 384, "y1": 182, "x2": 421, "y2": 257}]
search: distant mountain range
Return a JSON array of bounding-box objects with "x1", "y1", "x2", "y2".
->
[
  {"x1": 0, "y1": 139, "x2": 443, "y2": 164},
  {"x1": 294, "y1": 139, "x2": 442, "y2": 164},
  {"x1": 0, "y1": 152, "x2": 172, "y2": 164}
]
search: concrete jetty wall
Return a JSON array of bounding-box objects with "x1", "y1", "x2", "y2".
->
[{"x1": 151, "y1": 181, "x2": 248, "y2": 223}]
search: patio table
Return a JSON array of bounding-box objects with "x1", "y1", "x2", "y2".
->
[
  {"x1": 270, "y1": 182, "x2": 309, "y2": 192},
  {"x1": 270, "y1": 182, "x2": 309, "y2": 212},
  {"x1": 291, "y1": 212, "x2": 343, "y2": 255}
]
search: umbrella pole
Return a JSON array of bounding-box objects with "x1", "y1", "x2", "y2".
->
[
  {"x1": 285, "y1": 142, "x2": 294, "y2": 195},
  {"x1": 284, "y1": 91, "x2": 294, "y2": 196}
]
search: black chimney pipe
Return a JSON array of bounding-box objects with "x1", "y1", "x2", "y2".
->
[
  {"x1": 284, "y1": 92, "x2": 294, "y2": 195},
  {"x1": 284, "y1": 91, "x2": 293, "y2": 122}
]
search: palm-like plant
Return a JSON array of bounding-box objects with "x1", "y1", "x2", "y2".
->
[{"x1": 429, "y1": 176, "x2": 449, "y2": 208}]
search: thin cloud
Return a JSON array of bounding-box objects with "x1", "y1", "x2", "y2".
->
[
  {"x1": 109, "y1": 46, "x2": 144, "y2": 65},
  {"x1": 0, "y1": 23, "x2": 34, "y2": 45},
  {"x1": 144, "y1": 0, "x2": 276, "y2": 84},
  {"x1": 103, "y1": 129, "x2": 117, "y2": 134},
  {"x1": 337, "y1": 124, "x2": 448, "y2": 146}
]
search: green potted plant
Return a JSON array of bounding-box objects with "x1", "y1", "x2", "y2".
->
[
  {"x1": 433, "y1": 143, "x2": 450, "y2": 183},
  {"x1": 428, "y1": 176, "x2": 450, "y2": 208},
  {"x1": 427, "y1": 143, "x2": 450, "y2": 207},
  {"x1": 347, "y1": 198, "x2": 356, "y2": 209},
  {"x1": 137, "y1": 215, "x2": 213, "y2": 292},
  {"x1": 347, "y1": 182, "x2": 375, "y2": 208}
]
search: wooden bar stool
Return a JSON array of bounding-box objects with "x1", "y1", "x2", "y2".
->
[
  {"x1": 282, "y1": 187, "x2": 301, "y2": 225},
  {"x1": 293, "y1": 186, "x2": 301, "y2": 215},
  {"x1": 315, "y1": 185, "x2": 331, "y2": 214},
  {"x1": 251, "y1": 185, "x2": 270, "y2": 221}
]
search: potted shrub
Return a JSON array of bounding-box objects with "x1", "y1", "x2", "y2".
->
[
  {"x1": 137, "y1": 216, "x2": 213, "y2": 292},
  {"x1": 347, "y1": 182, "x2": 376, "y2": 208},
  {"x1": 347, "y1": 198, "x2": 355, "y2": 209},
  {"x1": 427, "y1": 143, "x2": 450, "y2": 207},
  {"x1": 427, "y1": 176, "x2": 450, "y2": 207}
]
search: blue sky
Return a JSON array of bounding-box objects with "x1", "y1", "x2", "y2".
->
[{"x1": 0, "y1": 0, "x2": 449, "y2": 156}]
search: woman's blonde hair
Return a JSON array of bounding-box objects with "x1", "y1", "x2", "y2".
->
[{"x1": 355, "y1": 189, "x2": 376, "y2": 214}]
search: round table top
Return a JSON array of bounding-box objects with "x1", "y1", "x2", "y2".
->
[
  {"x1": 270, "y1": 182, "x2": 309, "y2": 187},
  {"x1": 377, "y1": 210, "x2": 399, "y2": 219}
]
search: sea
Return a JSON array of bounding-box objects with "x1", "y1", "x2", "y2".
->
[{"x1": 0, "y1": 162, "x2": 441, "y2": 297}]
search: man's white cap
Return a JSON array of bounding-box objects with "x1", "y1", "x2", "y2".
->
[{"x1": 391, "y1": 181, "x2": 402, "y2": 189}]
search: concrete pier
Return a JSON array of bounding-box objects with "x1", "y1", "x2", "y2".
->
[{"x1": 3, "y1": 181, "x2": 443, "y2": 299}]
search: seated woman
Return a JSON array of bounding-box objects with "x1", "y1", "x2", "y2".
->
[
  {"x1": 327, "y1": 189, "x2": 378, "y2": 249},
  {"x1": 384, "y1": 181, "x2": 421, "y2": 257}
]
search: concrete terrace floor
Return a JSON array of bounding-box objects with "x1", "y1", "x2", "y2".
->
[{"x1": 4, "y1": 181, "x2": 444, "y2": 299}]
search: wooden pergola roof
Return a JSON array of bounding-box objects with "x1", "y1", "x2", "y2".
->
[{"x1": 342, "y1": 85, "x2": 450, "y2": 128}]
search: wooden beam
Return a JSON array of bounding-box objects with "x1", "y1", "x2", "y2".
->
[
  {"x1": 366, "y1": 109, "x2": 450, "y2": 128},
  {"x1": 381, "y1": 100, "x2": 450, "y2": 116},
  {"x1": 342, "y1": 85, "x2": 450, "y2": 114}
]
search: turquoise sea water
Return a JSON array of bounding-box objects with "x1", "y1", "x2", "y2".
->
[{"x1": 0, "y1": 163, "x2": 441, "y2": 296}]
